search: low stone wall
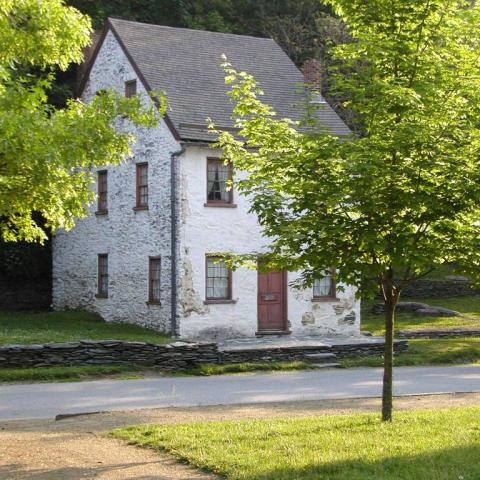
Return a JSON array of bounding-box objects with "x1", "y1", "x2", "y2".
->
[
  {"x1": 219, "y1": 340, "x2": 408, "y2": 363},
  {"x1": 397, "y1": 328, "x2": 480, "y2": 339},
  {"x1": 0, "y1": 338, "x2": 409, "y2": 370},
  {"x1": 0, "y1": 340, "x2": 218, "y2": 371},
  {"x1": 332, "y1": 340, "x2": 408, "y2": 358},
  {"x1": 401, "y1": 278, "x2": 479, "y2": 298}
]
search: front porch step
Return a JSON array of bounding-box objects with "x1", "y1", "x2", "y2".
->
[
  {"x1": 310, "y1": 362, "x2": 341, "y2": 369},
  {"x1": 303, "y1": 352, "x2": 338, "y2": 363}
]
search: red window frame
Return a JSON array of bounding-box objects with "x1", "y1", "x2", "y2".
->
[
  {"x1": 97, "y1": 254, "x2": 108, "y2": 298},
  {"x1": 205, "y1": 255, "x2": 232, "y2": 302},
  {"x1": 97, "y1": 170, "x2": 108, "y2": 213},
  {"x1": 205, "y1": 158, "x2": 234, "y2": 206},
  {"x1": 125, "y1": 79, "x2": 137, "y2": 98},
  {"x1": 148, "y1": 256, "x2": 161, "y2": 304},
  {"x1": 313, "y1": 270, "x2": 337, "y2": 301},
  {"x1": 135, "y1": 163, "x2": 148, "y2": 209}
]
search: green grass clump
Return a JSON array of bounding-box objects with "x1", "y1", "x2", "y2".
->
[
  {"x1": 361, "y1": 296, "x2": 480, "y2": 335},
  {"x1": 112, "y1": 406, "x2": 480, "y2": 480},
  {"x1": 183, "y1": 361, "x2": 314, "y2": 376},
  {"x1": 0, "y1": 364, "x2": 147, "y2": 383},
  {"x1": 0, "y1": 310, "x2": 170, "y2": 345},
  {"x1": 341, "y1": 338, "x2": 480, "y2": 368}
]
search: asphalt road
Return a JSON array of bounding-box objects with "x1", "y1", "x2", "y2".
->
[{"x1": 1, "y1": 365, "x2": 480, "y2": 421}]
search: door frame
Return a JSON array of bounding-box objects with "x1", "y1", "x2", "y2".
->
[{"x1": 256, "y1": 270, "x2": 289, "y2": 334}]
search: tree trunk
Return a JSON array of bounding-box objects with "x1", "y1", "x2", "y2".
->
[{"x1": 382, "y1": 296, "x2": 396, "y2": 421}]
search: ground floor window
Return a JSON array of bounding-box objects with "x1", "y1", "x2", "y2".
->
[
  {"x1": 313, "y1": 270, "x2": 336, "y2": 299},
  {"x1": 206, "y1": 256, "x2": 232, "y2": 301},
  {"x1": 97, "y1": 254, "x2": 108, "y2": 297},
  {"x1": 148, "y1": 256, "x2": 161, "y2": 303}
]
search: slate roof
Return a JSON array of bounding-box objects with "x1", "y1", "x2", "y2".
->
[{"x1": 96, "y1": 18, "x2": 351, "y2": 142}]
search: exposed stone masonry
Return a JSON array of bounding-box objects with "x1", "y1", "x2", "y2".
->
[{"x1": 0, "y1": 338, "x2": 408, "y2": 369}]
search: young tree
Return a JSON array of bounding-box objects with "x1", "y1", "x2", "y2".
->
[
  {"x1": 0, "y1": 0, "x2": 160, "y2": 243},
  {"x1": 214, "y1": 0, "x2": 480, "y2": 421}
]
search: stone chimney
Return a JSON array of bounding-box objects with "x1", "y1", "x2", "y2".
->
[{"x1": 302, "y1": 58, "x2": 323, "y2": 92}]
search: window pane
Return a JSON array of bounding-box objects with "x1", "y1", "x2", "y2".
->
[
  {"x1": 98, "y1": 255, "x2": 108, "y2": 295},
  {"x1": 313, "y1": 273, "x2": 333, "y2": 297},
  {"x1": 125, "y1": 80, "x2": 137, "y2": 98},
  {"x1": 149, "y1": 258, "x2": 161, "y2": 302},
  {"x1": 98, "y1": 171, "x2": 107, "y2": 211},
  {"x1": 207, "y1": 160, "x2": 230, "y2": 202},
  {"x1": 136, "y1": 164, "x2": 148, "y2": 207},
  {"x1": 206, "y1": 257, "x2": 230, "y2": 299}
]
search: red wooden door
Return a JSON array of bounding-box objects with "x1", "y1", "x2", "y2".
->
[{"x1": 257, "y1": 271, "x2": 287, "y2": 332}]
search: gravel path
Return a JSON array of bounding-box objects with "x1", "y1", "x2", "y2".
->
[{"x1": 1, "y1": 392, "x2": 480, "y2": 479}]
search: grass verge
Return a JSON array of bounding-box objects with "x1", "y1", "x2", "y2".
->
[
  {"x1": 342, "y1": 337, "x2": 480, "y2": 368},
  {"x1": 0, "y1": 364, "x2": 148, "y2": 383},
  {"x1": 0, "y1": 310, "x2": 170, "y2": 345},
  {"x1": 112, "y1": 405, "x2": 480, "y2": 480},
  {"x1": 361, "y1": 296, "x2": 480, "y2": 335}
]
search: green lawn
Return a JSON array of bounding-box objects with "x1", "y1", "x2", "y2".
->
[
  {"x1": 0, "y1": 310, "x2": 171, "y2": 345},
  {"x1": 362, "y1": 295, "x2": 480, "y2": 335},
  {"x1": 112, "y1": 406, "x2": 480, "y2": 480},
  {"x1": 0, "y1": 364, "x2": 147, "y2": 383},
  {"x1": 342, "y1": 338, "x2": 480, "y2": 368}
]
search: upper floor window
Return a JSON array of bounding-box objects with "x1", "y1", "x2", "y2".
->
[
  {"x1": 206, "y1": 158, "x2": 233, "y2": 206},
  {"x1": 97, "y1": 170, "x2": 108, "y2": 213},
  {"x1": 205, "y1": 256, "x2": 232, "y2": 302},
  {"x1": 125, "y1": 79, "x2": 137, "y2": 98},
  {"x1": 135, "y1": 163, "x2": 148, "y2": 209},
  {"x1": 97, "y1": 254, "x2": 109, "y2": 298},
  {"x1": 313, "y1": 270, "x2": 336, "y2": 300},
  {"x1": 148, "y1": 256, "x2": 161, "y2": 304}
]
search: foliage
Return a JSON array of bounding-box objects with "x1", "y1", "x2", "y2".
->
[
  {"x1": 0, "y1": 310, "x2": 170, "y2": 345},
  {"x1": 214, "y1": 0, "x2": 480, "y2": 420},
  {"x1": 113, "y1": 406, "x2": 480, "y2": 479},
  {"x1": 0, "y1": 0, "x2": 160, "y2": 242}
]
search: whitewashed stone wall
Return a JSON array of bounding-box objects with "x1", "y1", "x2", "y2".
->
[
  {"x1": 52, "y1": 30, "x2": 180, "y2": 331},
  {"x1": 177, "y1": 146, "x2": 361, "y2": 339}
]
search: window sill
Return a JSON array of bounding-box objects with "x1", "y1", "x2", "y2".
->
[
  {"x1": 95, "y1": 293, "x2": 108, "y2": 299},
  {"x1": 95, "y1": 210, "x2": 108, "y2": 216},
  {"x1": 311, "y1": 297, "x2": 340, "y2": 302},
  {"x1": 203, "y1": 299, "x2": 237, "y2": 305},
  {"x1": 204, "y1": 203, "x2": 237, "y2": 208},
  {"x1": 133, "y1": 206, "x2": 149, "y2": 212},
  {"x1": 146, "y1": 300, "x2": 161, "y2": 306}
]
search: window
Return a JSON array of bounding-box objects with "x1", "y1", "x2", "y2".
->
[
  {"x1": 135, "y1": 163, "x2": 148, "y2": 209},
  {"x1": 205, "y1": 256, "x2": 232, "y2": 301},
  {"x1": 206, "y1": 158, "x2": 233, "y2": 205},
  {"x1": 148, "y1": 257, "x2": 161, "y2": 304},
  {"x1": 125, "y1": 79, "x2": 137, "y2": 98},
  {"x1": 313, "y1": 270, "x2": 336, "y2": 299},
  {"x1": 97, "y1": 254, "x2": 108, "y2": 297},
  {"x1": 97, "y1": 170, "x2": 108, "y2": 213}
]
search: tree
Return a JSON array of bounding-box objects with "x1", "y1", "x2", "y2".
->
[
  {"x1": 214, "y1": 0, "x2": 480, "y2": 421},
  {"x1": 0, "y1": 0, "x2": 160, "y2": 243}
]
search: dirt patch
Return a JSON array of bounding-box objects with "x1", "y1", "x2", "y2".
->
[{"x1": 1, "y1": 392, "x2": 480, "y2": 479}]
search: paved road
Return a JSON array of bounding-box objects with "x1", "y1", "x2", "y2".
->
[{"x1": 1, "y1": 365, "x2": 480, "y2": 421}]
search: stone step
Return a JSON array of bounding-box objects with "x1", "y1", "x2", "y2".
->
[
  {"x1": 310, "y1": 362, "x2": 341, "y2": 369},
  {"x1": 303, "y1": 352, "x2": 338, "y2": 363}
]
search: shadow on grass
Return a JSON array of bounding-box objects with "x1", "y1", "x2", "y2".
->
[{"x1": 254, "y1": 444, "x2": 480, "y2": 480}]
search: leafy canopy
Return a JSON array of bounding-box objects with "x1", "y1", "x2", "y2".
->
[
  {"x1": 214, "y1": 0, "x2": 480, "y2": 299},
  {"x1": 0, "y1": 0, "x2": 160, "y2": 242}
]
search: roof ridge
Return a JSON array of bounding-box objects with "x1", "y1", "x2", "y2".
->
[{"x1": 108, "y1": 17, "x2": 276, "y2": 43}]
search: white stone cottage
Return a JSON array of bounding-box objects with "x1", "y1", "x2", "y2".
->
[{"x1": 52, "y1": 18, "x2": 360, "y2": 340}]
